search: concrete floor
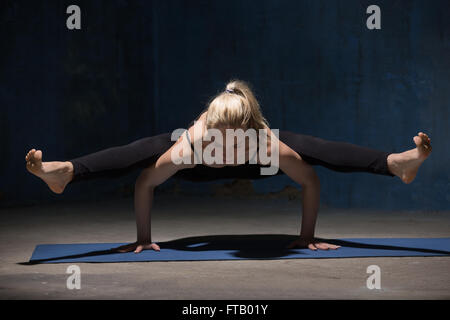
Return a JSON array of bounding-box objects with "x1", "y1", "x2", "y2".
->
[{"x1": 0, "y1": 194, "x2": 449, "y2": 299}]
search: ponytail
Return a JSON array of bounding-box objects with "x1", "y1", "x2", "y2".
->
[{"x1": 206, "y1": 80, "x2": 269, "y2": 130}]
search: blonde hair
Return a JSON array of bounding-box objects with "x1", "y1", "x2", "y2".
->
[{"x1": 205, "y1": 80, "x2": 269, "y2": 130}]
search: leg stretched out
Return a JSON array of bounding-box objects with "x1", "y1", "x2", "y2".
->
[
  {"x1": 25, "y1": 131, "x2": 432, "y2": 193},
  {"x1": 25, "y1": 133, "x2": 172, "y2": 193},
  {"x1": 280, "y1": 131, "x2": 432, "y2": 184}
]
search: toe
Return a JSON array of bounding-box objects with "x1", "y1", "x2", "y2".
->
[
  {"x1": 34, "y1": 150, "x2": 42, "y2": 160},
  {"x1": 418, "y1": 134, "x2": 427, "y2": 144}
]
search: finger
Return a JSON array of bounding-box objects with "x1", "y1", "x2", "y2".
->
[
  {"x1": 329, "y1": 244, "x2": 340, "y2": 250},
  {"x1": 134, "y1": 245, "x2": 143, "y2": 254},
  {"x1": 315, "y1": 243, "x2": 329, "y2": 250},
  {"x1": 151, "y1": 243, "x2": 160, "y2": 251},
  {"x1": 308, "y1": 243, "x2": 317, "y2": 251}
]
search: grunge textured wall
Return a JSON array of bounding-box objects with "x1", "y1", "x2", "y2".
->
[{"x1": 1, "y1": 0, "x2": 449, "y2": 210}]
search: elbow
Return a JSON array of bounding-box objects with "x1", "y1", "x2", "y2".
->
[
  {"x1": 135, "y1": 168, "x2": 158, "y2": 189},
  {"x1": 135, "y1": 176, "x2": 156, "y2": 190},
  {"x1": 301, "y1": 168, "x2": 320, "y2": 189}
]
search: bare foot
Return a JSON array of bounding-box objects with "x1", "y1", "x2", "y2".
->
[
  {"x1": 387, "y1": 132, "x2": 432, "y2": 184},
  {"x1": 25, "y1": 149, "x2": 74, "y2": 194}
]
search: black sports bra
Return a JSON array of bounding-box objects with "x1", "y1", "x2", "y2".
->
[{"x1": 186, "y1": 130, "x2": 260, "y2": 165}]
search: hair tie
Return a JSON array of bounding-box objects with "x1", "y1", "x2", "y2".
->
[{"x1": 225, "y1": 88, "x2": 234, "y2": 94}]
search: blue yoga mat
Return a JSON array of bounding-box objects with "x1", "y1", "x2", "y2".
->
[{"x1": 28, "y1": 235, "x2": 450, "y2": 264}]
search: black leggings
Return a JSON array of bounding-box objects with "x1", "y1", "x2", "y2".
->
[{"x1": 68, "y1": 131, "x2": 395, "y2": 184}]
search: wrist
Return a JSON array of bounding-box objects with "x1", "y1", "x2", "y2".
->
[{"x1": 137, "y1": 236, "x2": 152, "y2": 244}]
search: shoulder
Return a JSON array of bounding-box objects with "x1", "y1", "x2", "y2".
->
[
  {"x1": 198, "y1": 111, "x2": 208, "y2": 121},
  {"x1": 187, "y1": 112, "x2": 207, "y2": 143}
]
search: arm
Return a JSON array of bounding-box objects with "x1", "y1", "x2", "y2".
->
[
  {"x1": 278, "y1": 141, "x2": 340, "y2": 251},
  {"x1": 279, "y1": 141, "x2": 320, "y2": 238},
  {"x1": 116, "y1": 131, "x2": 196, "y2": 253},
  {"x1": 134, "y1": 150, "x2": 185, "y2": 243}
]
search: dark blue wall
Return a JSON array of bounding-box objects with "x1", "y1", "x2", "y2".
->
[{"x1": 1, "y1": 0, "x2": 449, "y2": 210}]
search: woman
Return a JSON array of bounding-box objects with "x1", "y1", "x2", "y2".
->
[{"x1": 25, "y1": 80, "x2": 432, "y2": 253}]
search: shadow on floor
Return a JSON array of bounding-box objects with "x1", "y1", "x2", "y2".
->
[{"x1": 20, "y1": 234, "x2": 450, "y2": 265}]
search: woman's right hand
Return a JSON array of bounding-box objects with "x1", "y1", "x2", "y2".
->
[{"x1": 114, "y1": 241, "x2": 160, "y2": 254}]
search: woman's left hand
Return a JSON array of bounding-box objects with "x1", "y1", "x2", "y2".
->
[{"x1": 287, "y1": 237, "x2": 341, "y2": 251}]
